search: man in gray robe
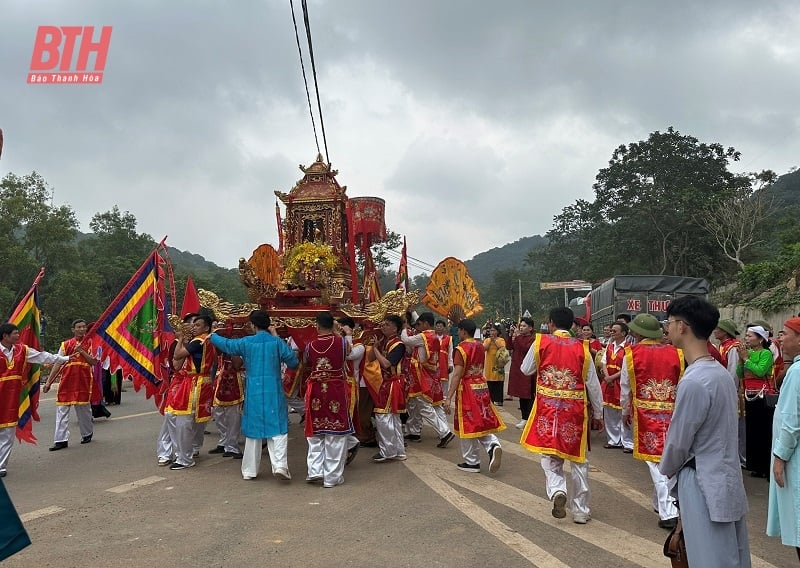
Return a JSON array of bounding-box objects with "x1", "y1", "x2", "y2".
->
[{"x1": 659, "y1": 295, "x2": 750, "y2": 568}]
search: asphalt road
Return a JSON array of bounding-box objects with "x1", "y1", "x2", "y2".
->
[{"x1": 2, "y1": 386, "x2": 795, "y2": 568}]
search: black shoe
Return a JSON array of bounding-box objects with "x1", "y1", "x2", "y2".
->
[
  {"x1": 81, "y1": 435, "x2": 92, "y2": 444},
  {"x1": 49, "y1": 441, "x2": 68, "y2": 451},
  {"x1": 750, "y1": 471, "x2": 768, "y2": 478},
  {"x1": 223, "y1": 451, "x2": 244, "y2": 459},
  {"x1": 622, "y1": 448, "x2": 633, "y2": 454},
  {"x1": 456, "y1": 462, "x2": 480, "y2": 473},
  {"x1": 0, "y1": 470, "x2": 7, "y2": 477},
  {"x1": 208, "y1": 446, "x2": 225, "y2": 454},
  {"x1": 437, "y1": 432, "x2": 455, "y2": 448},
  {"x1": 359, "y1": 440, "x2": 378, "y2": 448},
  {"x1": 404, "y1": 434, "x2": 421, "y2": 443},
  {"x1": 658, "y1": 517, "x2": 678, "y2": 530},
  {"x1": 102, "y1": 407, "x2": 111, "y2": 418},
  {"x1": 345, "y1": 444, "x2": 359, "y2": 466}
]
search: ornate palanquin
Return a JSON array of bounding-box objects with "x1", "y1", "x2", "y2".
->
[{"x1": 206, "y1": 154, "x2": 416, "y2": 351}]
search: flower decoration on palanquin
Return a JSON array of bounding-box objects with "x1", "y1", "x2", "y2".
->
[{"x1": 283, "y1": 241, "x2": 339, "y2": 287}]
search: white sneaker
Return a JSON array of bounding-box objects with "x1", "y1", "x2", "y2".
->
[
  {"x1": 242, "y1": 475, "x2": 255, "y2": 480},
  {"x1": 488, "y1": 445, "x2": 502, "y2": 473},
  {"x1": 323, "y1": 477, "x2": 344, "y2": 488},
  {"x1": 551, "y1": 491, "x2": 567, "y2": 519},
  {"x1": 157, "y1": 457, "x2": 171, "y2": 466},
  {"x1": 516, "y1": 419, "x2": 527, "y2": 429},
  {"x1": 273, "y1": 467, "x2": 291, "y2": 480},
  {"x1": 573, "y1": 513, "x2": 591, "y2": 524}
]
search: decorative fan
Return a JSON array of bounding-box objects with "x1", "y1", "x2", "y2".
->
[{"x1": 423, "y1": 257, "x2": 483, "y2": 323}]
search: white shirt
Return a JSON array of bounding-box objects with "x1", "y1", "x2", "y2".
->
[
  {"x1": 344, "y1": 336, "x2": 366, "y2": 386},
  {"x1": 1, "y1": 343, "x2": 68, "y2": 365},
  {"x1": 520, "y1": 330, "x2": 604, "y2": 419},
  {"x1": 436, "y1": 332, "x2": 454, "y2": 368},
  {"x1": 400, "y1": 329, "x2": 428, "y2": 363},
  {"x1": 601, "y1": 340, "x2": 626, "y2": 365}
]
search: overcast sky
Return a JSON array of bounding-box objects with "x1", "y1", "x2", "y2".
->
[{"x1": 3, "y1": 1, "x2": 800, "y2": 275}]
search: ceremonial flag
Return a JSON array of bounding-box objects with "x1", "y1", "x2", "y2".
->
[
  {"x1": 85, "y1": 251, "x2": 169, "y2": 400},
  {"x1": 10, "y1": 267, "x2": 45, "y2": 444},
  {"x1": 364, "y1": 248, "x2": 381, "y2": 302},
  {"x1": 180, "y1": 275, "x2": 200, "y2": 318},
  {"x1": 395, "y1": 236, "x2": 409, "y2": 292}
]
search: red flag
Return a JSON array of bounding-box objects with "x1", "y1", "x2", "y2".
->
[
  {"x1": 395, "y1": 236, "x2": 409, "y2": 292},
  {"x1": 180, "y1": 275, "x2": 200, "y2": 318},
  {"x1": 10, "y1": 267, "x2": 45, "y2": 444}
]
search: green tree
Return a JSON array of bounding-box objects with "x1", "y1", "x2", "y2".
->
[{"x1": 533, "y1": 127, "x2": 755, "y2": 283}]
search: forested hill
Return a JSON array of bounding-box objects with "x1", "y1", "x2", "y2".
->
[
  {"x1": 464, "y1": 235, "x2": 548, "y2": 284},
  {"x1": 767, "y1": 168, "x2": 800, "y2": 208}
]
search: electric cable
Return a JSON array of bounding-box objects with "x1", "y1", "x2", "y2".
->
[{"x1": 289, "y1": 0, "x2": 320, "y2": 155}]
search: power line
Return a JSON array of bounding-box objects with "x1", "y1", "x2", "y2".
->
[
  {"x1": 300, "y1": 0, "x2": 330, "y2": 163},
  {"x1": 288, "y1": 0, "x2": 320, "y2": 155}
]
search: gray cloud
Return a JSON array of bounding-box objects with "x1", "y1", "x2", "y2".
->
[{"x1": 2, "y1": 0, "x2": 799, "y2": 275}]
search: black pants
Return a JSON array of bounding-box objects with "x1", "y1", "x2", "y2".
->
[
  {"x1": 519, "y1": 397, "x2": 534, "y2": 420},
  {"x1": 103, "y1": 369, "x2": 122, "y2": 405},
  {"x1": 487, "y1": 381, "x2": 504, "y2": 405},
  {"x1": 745, "y1": 397, "x2": 774, "y2": 475}
]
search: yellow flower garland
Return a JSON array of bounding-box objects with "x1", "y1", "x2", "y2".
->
[{"x1": 283, "y1": 241, "x2": 339, "y2": 285}]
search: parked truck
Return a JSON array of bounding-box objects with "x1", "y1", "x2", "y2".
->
[{"x1": 587, "y1": 275, "x2": 710, "y2": 331}]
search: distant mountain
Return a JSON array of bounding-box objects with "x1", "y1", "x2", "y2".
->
[
  {"x1": 464, "y1": 235, "x2": 548, "y2": 284},
  {"x1": 767, "y1": 168, "x2": 800, "y2": 208}
]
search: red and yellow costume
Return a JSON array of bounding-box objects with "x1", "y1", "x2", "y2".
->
[
  {"x1": 718, "y1": 337, "x2": 738, "y2": 367},
  {"x1": 520, "y1": 332, "x2": 591, "y2": 463},
  {"x1": 438, "y1": 334, "x2": 451, "y2": 381},
  {"x1": 56, "y1": 337, "x2": 94, "y2": 406},
  {"x1": 624, "y1": 341, "x2": 684, "y2": 462},
  {"x1": 602, "y1": 343, "x2": 624, "y2": 410},
  {"x1": 304, "y1": 334, "x2": 354, "y2": 436},
  {"x1": 453, "y1": 339, "x2": 505, "y2": 438},
  {"x1": 407, "y1": 330, "x2": 444, "y2": 405},
  {"x1": 0, "y1": 345, "x2": 29, "y2": 427},
  {"x1": 213, "y1": 356, "x2": 244, "y2": 407},
  {"x1": 363, "y1": 336, "x2": 406, "y2": 414},
  {"x1": 165, "y1": 333, "x2": 216, "y2": 422}
]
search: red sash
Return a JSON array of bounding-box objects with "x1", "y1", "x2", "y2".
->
[
  {"x1": 454, "y1": 340, "x2": 505, "y2": 437},
  {"x1": 408, "y1": 330, "x2": 444, "y2": 404},
  {"x1": 625, "y1": 341, "x2": 684, "y2": 462},
  {"x1": 367, "y1": 337, "x2": 406, "y2": 414},
  {"x1": 304, "y1": 335, "x2": 354, "y2": 436},
  {"x1": 56, "y1": 338, "x2": 93, "y2": 406},
  {"x1": 213, "y1": 357, "x2": 244, "y2": 406},
  {"x1": 0, "y1": 345, "x2": 28, "y2": 427},
  {"x1": 602, "y1": 343, "x2": 624, "y2": 409},
  {"x1": 438, "y1": 334, "x2": 451, "y2": 380},
  {"x1": 520, "y1": 332, "x2": 590, "y2": 463}
]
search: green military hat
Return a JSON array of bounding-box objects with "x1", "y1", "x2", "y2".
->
[
  {"x1": 715, "y1": 319, "x2": 739, "y2": 337},
  {"x1": 628, "y1": 313, "x2": 663, "y2": 339}
]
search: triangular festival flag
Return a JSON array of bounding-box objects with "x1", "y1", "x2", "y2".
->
[{"x1": 10, "y1": 267, "x2": 45, "y2": 444}]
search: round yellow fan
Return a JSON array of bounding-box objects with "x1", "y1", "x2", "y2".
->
[{"x1": 423, "y1": 257, "x2": 483, "y2": 323}]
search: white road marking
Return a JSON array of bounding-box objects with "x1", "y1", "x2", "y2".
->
[
  {"x1": 405, "y1": 457, "x2": 570, "y2": 567},
  {"x1": 20, "y1": 505, "x2": 65, "y2": 522},
  {"x1": 108, "y1": 410, "x2": 160, "y2": 421},
  {"x1": 411, "y1": 445, "x2": 781, "y2": 568},
  {"x1": 106, "y1": 475, "x2": 165, "y2": 494}
]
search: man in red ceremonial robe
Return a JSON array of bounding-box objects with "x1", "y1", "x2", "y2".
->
[
  {"x1": 600, "y1": 321, "x2": 632, "y2": 451},
  {"x1": 0, "y1": 323, "x2": 68, "y2": 476},
  {"x1": 443, "y1": 319, "x2": 505, "y2": 474},
  {"x1": 434, "y1": 319, "x2": 453, "y2": 395},
  {"x1": 621, "y1": 313, "x2": 685, "y2": 530},
  {"x1": 364, "y1": 315, "x2": 407, "y2": 462},
  {"x1": 507, "y1": 317, "x2": 536, "y2": 430},
  {"x1": 43, "y1": 319, "x2": 97, "y2": 450},
  {"x1": 401, "y1": 312, "x2": 454, "y2": 447},
  {"x1": 165, "y1": 314, "x2": 217, "y2": 470},
  {"x1": 304, "y1": 311, "x2": 353, "y2": 488},
  {"x1": 208, "y1": 354, "x2": 244, "y2": 458},
  {"x1": 338, "y1": 317, "x2": 365, "y2": 465},
  {"x1": 520, "y1": 307, "x2": 604, "y2": 525}
]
